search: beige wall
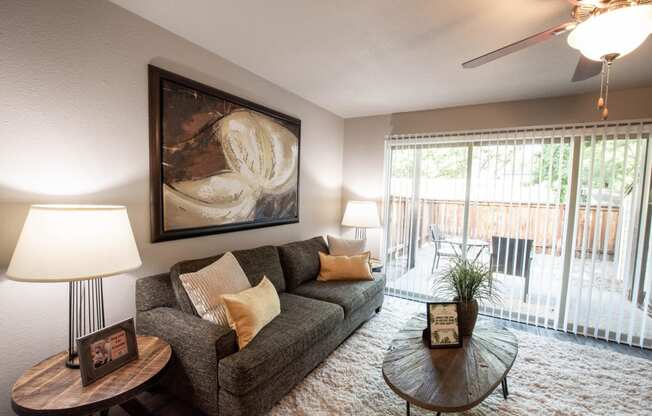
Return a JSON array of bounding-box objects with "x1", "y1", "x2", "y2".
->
[
  {"x1": 342, "y1": 86, "x2": 652, "y2": 258},
  {"x1": 0, "y1": 1, "x2": 343, "y2": 412},
  {"x1": 391, "y1": 86, "x2": 652, "y2": 134}
]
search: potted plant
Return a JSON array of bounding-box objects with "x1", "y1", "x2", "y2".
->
[{"x1": 432, "y1": 256, "x2": 500, "y2": 337}]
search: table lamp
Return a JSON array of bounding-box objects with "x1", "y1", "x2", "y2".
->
[
  {"x1": 341, "y1": 200, "x2": 381, "y2": 240},
  {"x1": 7, "y1": 205, "x2": 142, "y2": 368}
]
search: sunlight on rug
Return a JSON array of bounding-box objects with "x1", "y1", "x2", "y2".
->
[{"x1": 269, "y1": 296, "x2": 652, "y2": 416}]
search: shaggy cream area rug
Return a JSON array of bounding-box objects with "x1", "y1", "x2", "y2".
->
[{"x1": 269, "y1": 297, "x2": 652, "y2": 416}]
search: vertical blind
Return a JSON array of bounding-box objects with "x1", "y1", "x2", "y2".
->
[{"x1": 382, "y1": 120, "x2": 652, "y2": 347}]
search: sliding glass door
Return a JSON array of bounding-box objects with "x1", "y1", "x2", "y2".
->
[
  {"x1": 384, "y1": 142, "x2": 469, "y2": 301},
  {"x1": 563, "y1": 127, "x2": 651, "y2": 345},
  {"x1": 383, "y1": 122, "x2": 652, "y2": 347},
  {"x1": 467, "y1": 134, "x2": 572, "y2": 329}
]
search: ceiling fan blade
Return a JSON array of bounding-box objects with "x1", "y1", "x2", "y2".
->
[
  {"x1": 462, "y1": 22, "x2": 575, "y2": 68},
  {"x1": 571, "y1": 54, "x2": 603, "y2": 82}
]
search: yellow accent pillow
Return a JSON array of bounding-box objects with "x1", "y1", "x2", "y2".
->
[
  {"x1": 221, "y1": 276, "x2": 281, "y2": 349},
  {"x1": 318, "y1": 251, "x2": 374, "y2": 281}
]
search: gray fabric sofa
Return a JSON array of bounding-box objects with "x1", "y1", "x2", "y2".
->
[{"x1": 135, "y1": 236, "x2": 386, "y2": 416}]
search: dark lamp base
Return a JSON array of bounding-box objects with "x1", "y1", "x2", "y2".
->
[
  {"x1": 65, "y1": 353, "x2": 80, "y2": 369},
  {"x1": 67, "y1": 278, "x2": 106, "y2": 369}
]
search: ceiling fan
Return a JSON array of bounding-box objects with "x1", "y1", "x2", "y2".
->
[{"x1": 462, "y1": 0, "x2": 652, "y2": 119}]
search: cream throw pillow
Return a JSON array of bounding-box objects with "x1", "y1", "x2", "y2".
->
[
  {"x1": 327, "y1": 234, "x2": 367, "y2": 256},
  {"x1": 179, "y1": 252, "x2": 251, "y2": 327},
  {"x1": 318, "y1": 251, "x2": 374, "y2": 281},
  {"x1": 221, "y1": 276, "x2": 281, "y2": 349}
]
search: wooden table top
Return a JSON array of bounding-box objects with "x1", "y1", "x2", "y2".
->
[
  {"x1": 12, "y1": 335, "x2": 171, "y2": 416},
  {"x1": 382, "y1": 314, "x2": 518, "y2": 413}
]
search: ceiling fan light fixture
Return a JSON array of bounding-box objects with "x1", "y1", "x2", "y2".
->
[{"x1": 567, "y1": 4, "x2": 652, "y2": 61}]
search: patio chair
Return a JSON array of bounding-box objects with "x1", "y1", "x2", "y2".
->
[
  {"x1": 429, "y1": 224, "x2": 457, "y2": 272},
  {"x1": 490, "y1": 236, "x2": 534, "y2": 302}
]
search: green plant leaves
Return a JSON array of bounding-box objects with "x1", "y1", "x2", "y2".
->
[{"x1": 432, "y1": 256, "x2": 501, "y2": 305}]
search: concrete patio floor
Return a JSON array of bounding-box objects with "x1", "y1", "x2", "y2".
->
[{"x1": 385, "y1": 244, "x2": 652, "y2": 347}]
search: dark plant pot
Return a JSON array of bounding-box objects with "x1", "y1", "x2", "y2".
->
[{"x1": 458, "y1": 300, "x2": 479, "y2": 337}]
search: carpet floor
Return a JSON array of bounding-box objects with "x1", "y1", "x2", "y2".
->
[{"x1": 269, "y1": 297, "x2": 652, "y2": 416}]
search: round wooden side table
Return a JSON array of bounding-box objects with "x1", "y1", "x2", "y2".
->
[{"x1": 11, "y1": 335, "x2": 172, "y2": 416}]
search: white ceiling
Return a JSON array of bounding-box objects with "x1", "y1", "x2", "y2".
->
[{"x1": 111, "y1": 0, "x2": 652, "y2": 118}]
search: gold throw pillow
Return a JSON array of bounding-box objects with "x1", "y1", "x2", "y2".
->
[
  {"x1": 221, "y1": 276, "x2": 281, "y2": 349},
  {"x1": 318, "y1": 251, "x2": 374, "y2": 281}
]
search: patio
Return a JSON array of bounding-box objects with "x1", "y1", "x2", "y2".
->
[{"x1": 385, "y1": 243, "x2": 652, "y2": 346}]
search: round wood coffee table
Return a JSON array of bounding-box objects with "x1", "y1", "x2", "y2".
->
[
  {"x1": 383, "y1": 314, "x2": 518, "y2": 415},
  {"x1": 11, "y1": 335, "x2": 171, "y2": 416}
]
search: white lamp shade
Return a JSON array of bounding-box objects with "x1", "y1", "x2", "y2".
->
[
  {"x1": 341, "y1": 201, "x2": 381, "y2": 228},
  {"x1": 567, "y1": 5, "x2": 652, "y2": 61},
  {"x1": 7, "y1": 205, "x2": 142, "y2": 282}
]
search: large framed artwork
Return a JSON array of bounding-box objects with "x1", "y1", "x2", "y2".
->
[{"x1": 148, "y1": 65, "x2": 300, "y2": 242}]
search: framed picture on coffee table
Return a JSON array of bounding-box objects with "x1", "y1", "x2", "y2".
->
[{"x1": 426, "y1": 302, "x2": 462, "y2": 349}]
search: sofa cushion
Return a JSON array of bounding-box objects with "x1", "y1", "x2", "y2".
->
[
  {"x1": 232, "y1": 246, "x2": 286, "y2": 291},
  {"x1": 170, "y1": 245, "x2": 285, "y2": 316},
  {"x1": 277, "y1": 236, "x2": 329, "y2": 291},
  {"x1": 291, "y1": 273, "x2": 386, "y2": 317},
  {"x1": 218, "y1": 292, "x2": 343, "y2": 395}
]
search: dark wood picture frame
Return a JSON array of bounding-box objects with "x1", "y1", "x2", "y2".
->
[
  {"x1": 425, "y1": 302, "x2": 463, "y2": 349},
  {"x1": 77, "y1": 318, "x2": 139, "y2": 386},
  {"x1": 148, "y1": 65, "x2": 301, "y2": 242}
]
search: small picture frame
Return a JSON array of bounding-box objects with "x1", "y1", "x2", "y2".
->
[
  {"x1": 426, "y1": 302, "x2": 462, "y2": 349},
  {"x1": 77, "y1": 318, "x2": 139, "y2": 386}
]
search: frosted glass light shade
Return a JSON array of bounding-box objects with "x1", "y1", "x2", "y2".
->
[
  {"x1": 341, "y1": 201, "x2": 381, "y2": 228},
  {"x1": 7, "y1": 205, "x2": 142, "y2": 282},
  {"x1": 567, "y1": 5, "x2": 652, "y2": 61}
]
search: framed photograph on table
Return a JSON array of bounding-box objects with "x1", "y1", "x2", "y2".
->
[
  {"x1": 426, "y1": 302, "x2": 462, "y2": 349},
  {"x1": 77, "y1": 318, "x2": 139, "y2": 386}
]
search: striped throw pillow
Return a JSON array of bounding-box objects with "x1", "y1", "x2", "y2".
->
[{"x1": 179, "y1": 252, "x2": 251, "y2": 327}]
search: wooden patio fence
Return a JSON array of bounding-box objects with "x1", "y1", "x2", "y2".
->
[{"x1": 388, "y1": 197, "x2": 620, "y2": 257}]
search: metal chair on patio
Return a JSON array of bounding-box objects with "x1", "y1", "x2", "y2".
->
[
  {"x1": 429, "y1": 224, "x2": 458, "y2": 273},
  {"x1": 490, "y1": 236, "x2": 534, "y2": 302}
]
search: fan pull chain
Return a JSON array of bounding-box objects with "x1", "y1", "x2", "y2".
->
[
  {"x1": 597, "y1": 59, "x2": 605, "y2": 110},
  {"x1": 597, "y1": 57, "x2": 613, "y2": 120},
  {"x1": 603, "y1": 61, "x2": 612, "y2": 120}
]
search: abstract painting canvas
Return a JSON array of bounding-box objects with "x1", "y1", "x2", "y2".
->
[{"x1": 148, "y1": 65, "x2": 300, "y2": 242}]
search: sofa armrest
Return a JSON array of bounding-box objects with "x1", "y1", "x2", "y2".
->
[{"x1": 136, "y1": 307, "x2": 237, "y2": 415}]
